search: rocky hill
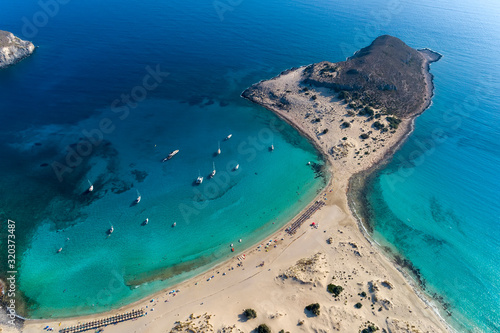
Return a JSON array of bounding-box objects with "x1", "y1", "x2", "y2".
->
[
  {"x1": 0, "y1": 30, "x2": 35, "y2": 69},
  {"x1": 244, "y1": 35, "x2": 441, "y2": 118}
]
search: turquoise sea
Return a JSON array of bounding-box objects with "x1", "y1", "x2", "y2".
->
[{"x1": 0, "y1": 0, "x2": 499, "y2": 331}]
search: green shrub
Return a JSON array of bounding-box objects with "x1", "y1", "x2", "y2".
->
[
  {"x1": 342, "y1": 137, "x2": 348, "y2": 140},
  {"x1": 360, "y1": 133, "x2": 369, "y2": 140},
  {"x1": 361, "y1": 324, "x2": 379, "y2": 333},
  {"x1": 373, "y1": 121, "x2": 384, "y2": 130},
  {"x1": 305, "y1": 303, "x2": 320, "y2": 316},
  {"x1": 358, "y1": 106, "x2": 374, "y2": 117},
  {"x1": 322, "y1": 129, "x2": 329, "y2": 134},
  {"x1": 359, "y1": 291, "x2": 367, "y2": 297},
  {"x1": 341, "y1": 122, "x2": 350, "y2": 128},
  {"x1": 327, "y1": 284, "x2": 343, "y2": 297},
  {"x1": 355, "y1": 302, "x2": 363, "y2": 309},
  {"x1": 338, "y1": 90, "x2": 349, "y2": 100},
  {"x1": 386, "y1": 116, "x2": 401, "y2": 129},
  {"x1": 311, "y1": 95, "x2": 317, "y2": 100},
  {"x1": 257, "y1": 324, "x2": 271, "y2": 333},
  {"x1": 244, "y1": 308, "x2": 257, "y2": 319}
]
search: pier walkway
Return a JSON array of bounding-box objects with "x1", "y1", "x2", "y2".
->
[
  {"x1": 59, "y1": 309, "x2": 145, "y2": 333},
  {"x1": 285, "y1": 200, "x2": 325, "y2": 235}
]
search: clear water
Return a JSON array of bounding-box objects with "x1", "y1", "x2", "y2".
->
[{"x1": 0, "y1": 0, "x2": 499, "y2": 330}]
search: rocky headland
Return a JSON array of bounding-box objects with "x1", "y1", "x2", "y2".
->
[{"x1": 0, "y1": 30, "x2": 35, "y2": 69}]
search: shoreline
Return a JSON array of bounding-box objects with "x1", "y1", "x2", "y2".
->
[{"x1": 18, "y1": 44, "x2": 452, "y2": 332}]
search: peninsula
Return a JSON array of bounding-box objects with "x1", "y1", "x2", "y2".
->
[
  {"x1": 20, "y1": 36, "x2": 447, "y2": 333},
  {"x1": 0, "y1": 30, "x2": 35, "y2": 69}
]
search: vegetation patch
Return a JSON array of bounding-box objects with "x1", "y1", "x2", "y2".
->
[
  {"x1": 243, "y1": 308, "x2": 257, "y2": 319},
  {"x1": 305, "y1": 303, "x2": 321, "y2": 316},
  {"x1": 327, "y1": 284, "x2": 344, "y2": 297},
  {"x1": 257, "y1": 324, "x2": 271, "y2": 333},
  {"x1": 386, "y1": 116, "x2": 401, "y2": 129}
]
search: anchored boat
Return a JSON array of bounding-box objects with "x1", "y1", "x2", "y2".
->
[{"x1": 162, "y1": 149, "x2": 179, "y2": 162}]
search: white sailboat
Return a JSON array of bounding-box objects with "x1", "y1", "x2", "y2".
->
[
  {"x1": 225, "y1": 134, "x2": 232, "y2": 141},
  {"x1": 88, "y1": 179, "x2": 94, "y2": 192},
  {"x1": 209, "y1": 162, "x2": 216, "y2": 178},
  {"x1": 233, "y1": 163, "x2": 239, "y2": 171},
  {"x1": 135, "y1": 190, "x2": 141, "y2": 204},
  {"x1": 196, "y1": 171, "x2": 203, "y2": 184},
  {"x1": 217, "y1": 142, "x2": 221, "y2": 155}
]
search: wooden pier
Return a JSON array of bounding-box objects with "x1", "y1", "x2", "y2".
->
[
  {"x1": 285, "y1": 200, "x2": 325, "y2": 235},
  {"x1": 59, "y1": 309, "x2": 145, "y2": 333}
]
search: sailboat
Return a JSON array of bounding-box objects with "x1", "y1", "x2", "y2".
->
[
  {"x1": 88, "y1": 179, "x2": 94, "y2": 192},
  {"x1": 233, "y1": 163, "x2": 239, "y2": 171},
  {"x1": 224, "y1": 134, "x2": 232, "y2": 141},
  {"x1": 217, "y1": 142, "x2": 221, "y2": 155},
  {"x1": 135, "y1": 190, "x2": 141, "y2": 204},
  {"x1": 209, "y1": 162, "x2": 216, "y2": 178},
  {"x1": 196, "y1": 170, "x2": 203, "y2": 184}
]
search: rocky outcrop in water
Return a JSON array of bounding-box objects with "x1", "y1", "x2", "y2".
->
[{"x1": 0, "y1": 30, "x2": 35, "y2": 69}]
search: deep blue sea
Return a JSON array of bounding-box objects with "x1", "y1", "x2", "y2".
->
[{"x1": 0, "y1": 0, "x2": 498, "y2": 331}]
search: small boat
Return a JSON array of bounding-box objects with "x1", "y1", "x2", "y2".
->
[
  {"x1": 307, "y1": 161, "x2": 311, "y2": 165},
  {"x1": 239, "y1": 239, "x2": 242, "y2": 243},
  {"x1": 217, "y1": 142, "x2": 221, "y2": 155},
  {"x1": 162, "y1": 149, "x2": 179, "y2": 162},
  {"x1": 172, "y1": 222, "x2": 176, "y2": 227},
  {"x1": 57, "y1": 247, "x2": 62, "y2": 253},
  {"x1": 224, "y1": 134, "x2": 232, "y2": 141},
  {"x1": 108, "y1": 225, "x2": 114, "y2": 234},
  {"x1": 142, "y1": 218, "x2": 149, "y2": 226},
  {"x1": 233, "y1": 163, "x2": 239, "y2": 171},
  {"x1": 196, "y1": 171, "x2": 203, "y2": 184},
  {"x1": 88, "y1": 179, "x2": 94, "y2": 192},
  {"x1": 209, "y1": 162, "x2": 216, "y2": 178},
  {"x1": 270, "y1": 143, "x2": 274, "y2": 151},
  {"x1": 135, "y1": 190, "x2": 141, "y2": 204}
]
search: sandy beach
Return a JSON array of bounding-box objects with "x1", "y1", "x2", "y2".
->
[{"x1": 11, "y1": 45, "x2": 454, "y2": 333}]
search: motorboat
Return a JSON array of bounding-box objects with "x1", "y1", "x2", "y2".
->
[{"x1": 162, "y1": 149, "x2": 179, "y2": 162}]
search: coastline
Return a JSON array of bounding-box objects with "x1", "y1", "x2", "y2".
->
[{"x1": 19, "y1": 46, "x2": 452, "y2": 332}]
